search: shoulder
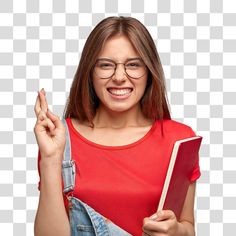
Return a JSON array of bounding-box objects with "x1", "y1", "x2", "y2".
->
[
  {"x1": 63, "y1": 117, "x2": 79, "y2": 137},
  {"x1": 157, "y1": 119, "x2": 196, "y2": 139},
  {"x1": 162, "y1": 119, "x2": 193, "y2": 132},
  {"x1": 64, "y1": 118, "x2": 83, "y2": 129},
  {"x1": 64, "y1": 117, "x2": 93, "y2": 141}
]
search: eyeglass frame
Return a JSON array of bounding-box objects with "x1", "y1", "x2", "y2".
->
[{"x1": 92, "y1": 57, "x2": 148, "y2": 79}]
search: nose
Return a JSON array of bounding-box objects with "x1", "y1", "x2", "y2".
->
[{"x1": 112, "y1": 64, "x2": 126, "y2": 82}]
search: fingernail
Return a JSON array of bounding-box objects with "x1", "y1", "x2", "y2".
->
[{"x1": 149, "y1": 214, "x2": 158, "y2": 220}]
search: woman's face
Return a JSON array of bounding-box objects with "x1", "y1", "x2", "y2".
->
[{"x1": 92, "y1": 35, "x2": 148, "y2": 113}]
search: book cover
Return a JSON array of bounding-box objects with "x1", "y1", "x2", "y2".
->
[{"x1": 157, "y1": 136, "x2": 203, "y2": 219}]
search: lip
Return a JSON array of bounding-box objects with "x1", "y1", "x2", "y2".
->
[{"x1": 107, "y1": 87, "x2": 133, "y2": 100}]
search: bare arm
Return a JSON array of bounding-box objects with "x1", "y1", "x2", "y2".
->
[
  {"x1": 177, "y1": 182, "x2": 197, "y2": 236},
  {"x1": 34, "y1": 89, "x2": 70, "y2": 236},
  {"x1": 34, "y1": 159, "x2": 70, "y2": 236}
]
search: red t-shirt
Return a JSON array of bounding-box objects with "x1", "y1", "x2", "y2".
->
[{"x1": 38, "y1": 118, "x2": 200, "y2": 236}]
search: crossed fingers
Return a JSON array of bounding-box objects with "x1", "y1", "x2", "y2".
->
[{"x1": 34, "y1": 88, "x2": 48, "y2": 122}]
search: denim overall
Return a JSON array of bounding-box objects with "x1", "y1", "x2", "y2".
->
[{"x1": 61, "y1": 119, "x2": 132, "y2": 236}]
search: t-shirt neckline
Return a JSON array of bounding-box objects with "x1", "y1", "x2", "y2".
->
[{"x1": 67, "y1": 118, "x2": 158, "y2": 150}]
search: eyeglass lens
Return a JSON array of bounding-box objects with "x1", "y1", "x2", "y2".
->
[{"x1": 94, "y1": 59, "x2": 146, "y2": 79}]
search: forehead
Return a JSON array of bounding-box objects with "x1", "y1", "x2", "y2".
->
[{"x1": 98, "y1": 35, "x2": 140, "y2": 61}]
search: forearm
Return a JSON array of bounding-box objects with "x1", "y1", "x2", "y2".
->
[
  {"x1": 34, "y1": 159, "x2": 70, "y2": 236},
  {"x1": 177, "y1": 221, "x2": 195, "y2": 236}
]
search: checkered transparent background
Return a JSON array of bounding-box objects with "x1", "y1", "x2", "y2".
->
[{"x1": 0, "y1": 0, "x2": 236, "y2": 235}]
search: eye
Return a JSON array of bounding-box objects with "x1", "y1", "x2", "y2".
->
[
  {"x1": 96, "y1": 61, "x2": 115, "y2": 69},
  {"x1": 129, "y1": 63, "x2": 139, "y2": 67},
  {"x1": 126, "y1": 61, "x2": 142, "y2": 68}
]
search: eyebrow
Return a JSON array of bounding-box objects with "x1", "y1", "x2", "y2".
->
[{"x1": 97, "y1": 57, "x2": 142, "y2": 63}]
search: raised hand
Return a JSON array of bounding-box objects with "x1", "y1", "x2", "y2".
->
[{"x1": 34, "y1": 89, "x2": 66, "y2": 162}]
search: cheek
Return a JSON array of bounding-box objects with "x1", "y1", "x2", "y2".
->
[
  {"x1": 92, "y1": 76, "x2": 99, "y2": 92},
  {"x1": 92, "y1": 78, "x2": 106, "y2": 98},
  {"x1": 137, "y1": 78, "x2": 148, "y2": 95}
]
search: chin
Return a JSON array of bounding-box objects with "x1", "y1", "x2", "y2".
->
[
  {"x1": 108, "y1": 106, "x2": 130, "y2": 113},
  {"x1": 106, "y1": 103, "x2": 138, "y2": 113}
]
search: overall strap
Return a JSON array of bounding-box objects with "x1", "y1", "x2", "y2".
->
[{"x1": 61, "y1": 119, "x2": 76, "y2": 193}]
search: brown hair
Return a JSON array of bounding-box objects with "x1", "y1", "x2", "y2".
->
[{"x1": 64, "y1": 16, "x2": 171, "y2": 126}]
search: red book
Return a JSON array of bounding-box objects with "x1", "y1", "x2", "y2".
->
[{"x1": 157, "y1": 136, "x2": 202, "y2": 219}]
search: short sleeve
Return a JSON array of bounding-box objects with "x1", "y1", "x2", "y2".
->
[
  {"x1": 188, "y1": 127, "x2": 201, "y2": 183},
  {"x1": 190, "y1": 165, "x2": 201, "y2": 182}
]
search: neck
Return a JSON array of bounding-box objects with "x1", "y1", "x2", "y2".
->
[{"x1": 93, "y1": 105, "x2": 151, "y2": 129}]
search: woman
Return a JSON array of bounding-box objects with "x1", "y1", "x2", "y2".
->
[{"x1": 34, "y1": 16, "x2": 200, "y2": 236}]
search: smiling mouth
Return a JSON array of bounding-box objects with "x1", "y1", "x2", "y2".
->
[{"x1": 107, "y1": 88, "x2": 133, "y2": 96}]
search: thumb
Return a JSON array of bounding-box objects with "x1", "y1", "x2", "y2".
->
[
  {"x1": 46, "y1": 109, "x2": 64, "y2": 129},
  {"x1": 149, "y1": 210, "x2": 175, "y2": 222}
]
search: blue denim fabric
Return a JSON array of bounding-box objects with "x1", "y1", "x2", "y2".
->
[
  {"x1": 69, "y1": 196, "x2": 132, "y2": 236},
  {"x1": 61, "y1": 119, "x2": 132, "y2": 236}
]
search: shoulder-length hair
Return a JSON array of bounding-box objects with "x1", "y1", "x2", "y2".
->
[{"x1": 64, "y1": 16, "x2": 171, "y2": 126}]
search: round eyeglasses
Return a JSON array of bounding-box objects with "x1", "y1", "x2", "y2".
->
[{"x1": 93, "y1": 58, "x2": 147, "y2": 79}]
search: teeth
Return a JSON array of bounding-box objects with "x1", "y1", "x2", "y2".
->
[{"x1": 108, "y1": 88, "x2": 132, "y2": 96}]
